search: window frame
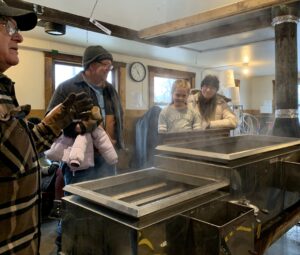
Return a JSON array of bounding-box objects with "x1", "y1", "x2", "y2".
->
[
  {"x1": 45, "y1": 52, "x2": 82, "y2": 109},
  {"x1": 148, "y1": 65, "x2": 195, "y2": 107},
  {"x1": 44, "y1": 52, "x2": 126, "y2": 110}
]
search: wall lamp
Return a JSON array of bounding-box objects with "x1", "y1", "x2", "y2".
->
[{"x1": 45, "y1": 22, "x2": 66, "y2": 36}]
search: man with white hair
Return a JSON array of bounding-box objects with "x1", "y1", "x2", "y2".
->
[{"x1": 0, "y1": 1, "x2": 93, "y2": 254}]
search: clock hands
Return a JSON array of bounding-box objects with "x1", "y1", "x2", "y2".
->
[{"x1": 136, "y1": 67, "x2": 141, "y2": 76}]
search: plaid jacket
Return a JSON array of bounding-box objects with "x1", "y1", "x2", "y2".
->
[{"x1": 0, "y1": 74, "x2": 56, "y2": 254}]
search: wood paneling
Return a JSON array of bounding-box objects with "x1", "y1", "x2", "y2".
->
[
  {"x1": 44, "y1": 55, "x2": 53, "y2": 111},
  {"x1": 244, "y1": 109, "x2": 260, "y2": 115},
  {"x1": 28, "y1": 109, "x2": 46, "y2": 119},
  {"x1": 117, "y1": 63, "x2": 127, "y2": 112},
  {"x1": 118, "y1": 109, "x2": 146, "y2": 171}
]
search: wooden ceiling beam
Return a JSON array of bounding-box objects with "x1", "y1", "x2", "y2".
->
[
  {"x1": 164, "y1": 10, "x2": 272, "y2": 47},
  {"x1": 4, "y1": 0, "x2": 161, "y2": 46},
  {"x1": 138, "y1": 0, "x2": 300, "y2": 39}
]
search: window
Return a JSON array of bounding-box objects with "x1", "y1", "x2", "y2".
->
[
  {"x1": 153, "y1": 77, "x2": 176, "y2": 108},
  {"x1": 54, "y1": 63, "x2": 112, "y2": 89},
  {"x1": 44, "y1": 52, "x2": 123, "y2": 110},
  {"x1": 148, "y1": 66, "x2": 195, "y2": 107},
  {"x1": 55, "y1": 63, "x2": 83, "y2": 88}
]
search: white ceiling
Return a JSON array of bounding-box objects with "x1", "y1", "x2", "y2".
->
[{"x1": 22, "y1": 0, "x2": 300, "y2": 76}]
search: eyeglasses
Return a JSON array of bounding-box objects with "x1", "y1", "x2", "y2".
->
[
  {"x1": 97, "y1": 61, "x2": 114, "y2": 71},
  {"x1": 202, "y1": 84, "x2": 217, "y2": 91},
  {"x1": 0, "y1": 19, "x2": 19, "y2": 36}
]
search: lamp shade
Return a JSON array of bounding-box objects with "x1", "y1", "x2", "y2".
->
[
  {"x1": 219, "y1": 69, "x2": 236, "y2": 88},
  {"x1": 223, "y1": 87, "x2": 240, "y2": 105}
]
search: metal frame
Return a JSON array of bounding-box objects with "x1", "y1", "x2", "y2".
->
[
  {"x1": 64, "y1": 168, "x2": 229, "y2": 218},
  {"x1": 156, "y1": 135, "x2": 300, "y2": 161}
]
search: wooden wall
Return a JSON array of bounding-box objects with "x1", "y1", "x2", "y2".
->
[
  {"x1": 28, "y1": 109, "x2": 46, "y2": 119},
  {"x1": 117, "y1": 109, "x2": 146, "y2": 172}
]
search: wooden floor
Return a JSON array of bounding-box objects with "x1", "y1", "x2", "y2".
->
[{"x1": 40, "y1": 219, "x2": 300, "y2": 255}]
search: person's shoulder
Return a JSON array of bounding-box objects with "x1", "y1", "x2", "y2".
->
[
  {"x1": 160, "y1": 105, "x2": 169, "y2": 112},
  {"x1": 105, "y1": 81, "x2": 113, "y2": 87},
  {"x1": 187, "y1": 104, "x2": 198, "y2": 113},
  {"x1": 103, "y1": 82, "x2": 119, "y2": 97},
  {"x1": 55, "y1": 73, "x2": 86, "y2": 95},
  {"x1": 103, "y1": 82, "x2": 117, "y2": 92},
  {"x1": 160, "y1": 105, "x2": 174, "y2": 114},
  {"x1": 189, "y1": 92, "x2": 199, "y2": 102},
  {"x1": 216, "y1": 94, "x2": 231, "y2": 105},
  {"x1": 59, "y1": 72, "x2": 83, "y2": 87}
]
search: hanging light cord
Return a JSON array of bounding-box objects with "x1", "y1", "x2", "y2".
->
[
  {"x1": 89, "y1": 0, "x2": 111, "y2": 35},
  {"x1": 90, "y1": 0, "x2": 99, "y2": 19}
]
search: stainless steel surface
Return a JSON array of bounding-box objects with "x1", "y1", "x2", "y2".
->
[
  {"x1": 62, "y1": 191, "x2": 228, "y2": 229},
  {"x1": 154, "y1": 139, "x2": 300, "y2": 226},
  {"x1": 156, "y1": 135, "x2": 300, "y2": 161},
  {"x1": 61, "y1": 134, "x2": 300, "y2": 254},
  {"x1": 62, "y1": 194, "x2": 224, "y2": 255},
  {"x1": 283, "y1": 161, "x2": 300, "y2": 192},
  {"x1": 64, "y1": 168, "x2": 229, "y2": 218},
  {"x1": 181, "y1": 200, "x2": 255, "y2": 255},
  {"x1": 61, "y1": 196, "x2": 254, "y2": 255},
  {"x1": 154, "y1": 154, "x2": 231, "y2": 178}
]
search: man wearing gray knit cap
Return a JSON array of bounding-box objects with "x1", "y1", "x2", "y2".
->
[
  {"x1": 47, "y1": 45, "x2": 124, "y2": 252},
  {"x1": 82, "y1": 45, "x2": 113, "y2": 70}
]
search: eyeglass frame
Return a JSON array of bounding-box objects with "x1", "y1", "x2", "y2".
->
[
  {"x1": 201, "y1": 84, "x2": 218, "y2": 91},
  {"x1": 96, "y1": 60, "x2": 114, "y2": 71},
  {"x1": 0, "y1": 17, "x2": 19, "y2": 36}
]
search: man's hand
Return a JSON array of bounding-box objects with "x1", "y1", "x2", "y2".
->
[
  {"x1": 41, "y1": 92, "x2": 93, "y2": 136},
  {"x1": 63, "y1": 92, "x2": 93, "y2": 120},
  {"x1": 77, "y1": 106, "x2": 103, "y2": 134}
]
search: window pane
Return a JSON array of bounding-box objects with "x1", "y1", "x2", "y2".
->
[
  {"x1": 154, "y1": 76, "x2": 176, "y2": 108},
  {"x1": 107, "y1": 71, "x2": 112, "y2": 84},
  {"x1": 55, "y1": 64, "x2": 83, "y2": 88},
  {"x1": 55, "y1": 64, "x2": 113, "y2": 88}
]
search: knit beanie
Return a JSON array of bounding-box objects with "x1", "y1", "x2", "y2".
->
[
  {"x1": 82, "y1": 45, "x2": 113, "y2": 70},
  {"x1": 200, "y1": 75, "x2": 220, "y2": 91}
]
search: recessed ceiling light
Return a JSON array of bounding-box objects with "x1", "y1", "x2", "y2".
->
[{"x1": 45, "y1": 22, "x2": 66, "y2": 36}]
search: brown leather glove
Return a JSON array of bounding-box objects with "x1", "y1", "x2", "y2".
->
[
  {"x1": 78, "y1": 106, "x2": 103, "y2": 134},
  {"x1": 41, "y1": 92, "x2": 93, "y2": 136}
]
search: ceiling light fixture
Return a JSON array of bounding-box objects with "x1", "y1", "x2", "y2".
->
[
  {"x1": 242, "y1": 62, "x2": 249, "y2": 75},
  {"x1": 219, "y1": 69, "x2": 236, "y2": 88},
  {"x1": 45, "y1": 22, "x2": 66, "y2": 36},
  {"x1": 90, "y1": 18, "x2": 111, "y2": 35},
  {"x1": 88, "y1": 0, "x2": 111, "y2": 35}
]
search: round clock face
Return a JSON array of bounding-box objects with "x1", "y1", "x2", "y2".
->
[{"x1": 130, "y1": 62, "x2": 146, "y2": 82}]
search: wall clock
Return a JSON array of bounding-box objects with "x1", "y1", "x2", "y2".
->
[{"x1": 129, "y1": 62, "x2": 146, "y2": 82}]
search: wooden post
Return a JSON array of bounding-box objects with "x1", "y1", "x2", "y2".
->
[{"x1": 272, "y1": 5, "x2": 300, "y2": 137}]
